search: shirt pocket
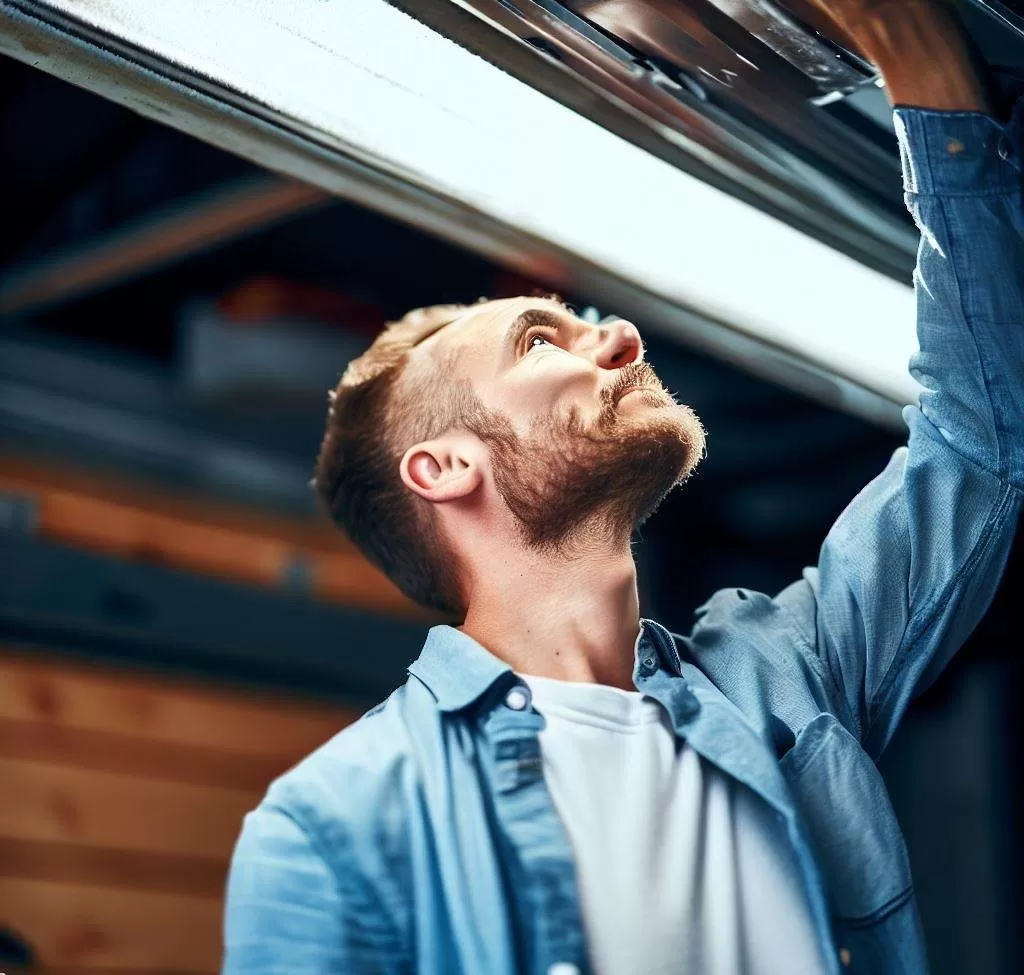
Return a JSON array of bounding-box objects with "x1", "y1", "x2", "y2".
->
[{"x1": 779, "y1": 712, "x2": 913, "y2": 925}]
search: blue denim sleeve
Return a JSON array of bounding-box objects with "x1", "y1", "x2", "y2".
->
[
  {"x1": 774, "y1": 95, "x2": 1024, "y2": 758},
  {"x1": 222, "y1": 802, "x2": 347, "y2": 974},
  {"x1": 222, "y1": 775, "x2": 413, "y2": 975}
]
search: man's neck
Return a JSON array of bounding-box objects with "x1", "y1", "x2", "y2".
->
[{"x1": 459, "y1": 543, "x2": 641, "y2": 691}]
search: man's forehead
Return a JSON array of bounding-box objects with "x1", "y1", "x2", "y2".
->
[{"x1": 421, "y1": 296, "x2": 567, "y2": 356}]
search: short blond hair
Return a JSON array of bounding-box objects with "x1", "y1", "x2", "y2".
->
[{"x1": 315, "y1": 303, "x2": 475, "y2": 616}]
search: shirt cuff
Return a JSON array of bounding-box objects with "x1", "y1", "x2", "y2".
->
[{"x1": 893, "y1": 107, "x2": 1019, "y2": 196}]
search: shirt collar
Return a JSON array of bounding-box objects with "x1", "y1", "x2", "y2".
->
[
  {"x1": 407, "y1": 624, "x2": 512, "y2": 712},
  {"x1": 407, "y1": 618, "x2": 683, "y2": 712},
  {"x1": 642, "y1": 617, "x2": 685, "y2": 676}
]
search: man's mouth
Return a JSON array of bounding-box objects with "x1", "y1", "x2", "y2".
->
[
  {"x1": 606, "y1": 362, "x2": 667, "y2": 407},
  {"x1": 615, "y1": 384, "x2": 664, "y2": 405}
]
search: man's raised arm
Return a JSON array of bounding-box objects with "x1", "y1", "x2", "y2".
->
[{"x1": 757, "y1": 0, "x2": 1024, "y2": 756}]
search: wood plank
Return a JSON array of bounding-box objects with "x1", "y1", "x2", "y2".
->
[
  {"x1": 0, "y1": 837, "x2": 226, "y2": 899},
  {"x1": 0, "y1": 650, "x2": 357, "y2": 758},
  {"x1": 0, "y1": 454, "x2": 332, "y2": 550},
  {"x1": 6, "y1": 969, "x2": 211, "y2": 975},
  {"x1": 0, "y1": 756, "x2": 257, "y2": 859},
  {"x1": 0, "y1": 717, "x2": 292, "y2": 791},
  {"x1": 0, "y1": 877, "x2": 222, "y2": 972},
  {"x1": 0, "y1": 453, "x2": 424, "y2": 615}
]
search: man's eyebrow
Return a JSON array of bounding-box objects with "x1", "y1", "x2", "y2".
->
[{"x1": 502, "y1": 306, "x2": 567, "y2": 355}]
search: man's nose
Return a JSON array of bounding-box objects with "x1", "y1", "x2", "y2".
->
[{"x1": 594, "y1": 318, "x2": 643, "y2": 369}]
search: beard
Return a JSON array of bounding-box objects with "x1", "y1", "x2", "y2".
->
[{"x1": 467, "y1": 362, "x2": 705, "y2": 552}]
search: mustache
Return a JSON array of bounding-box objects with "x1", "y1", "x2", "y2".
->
[{"x1": 603, "y1": 361, "x2": 667, "y2": 405}]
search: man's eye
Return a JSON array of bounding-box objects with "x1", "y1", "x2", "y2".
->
[{"x1": 528, "y1": 333, "x2": 551, "y2": 350}]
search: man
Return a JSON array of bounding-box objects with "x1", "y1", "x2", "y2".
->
[{"x1": 222, "y1": 0, "x2": 1023, "y2": 972}]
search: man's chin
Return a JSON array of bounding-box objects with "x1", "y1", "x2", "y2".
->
[{"x1": 618, "y1": 401, "x2": 705, "y2": 479}]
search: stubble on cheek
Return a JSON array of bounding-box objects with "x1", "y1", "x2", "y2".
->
[{"x1": 481, "y1": 393, "x2": 705, "y2": 552}]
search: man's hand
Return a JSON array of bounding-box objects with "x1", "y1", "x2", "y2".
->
[{"x1": 806, "y1": 0, "x2": 990, "y2": 112}]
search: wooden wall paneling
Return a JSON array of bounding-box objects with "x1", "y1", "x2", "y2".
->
[
  {"x1": 4, "y1": 969, "x2": 206, "y2": 975},
  {"x1": 0, "y1": 454, "x2": 424, "y2": 616},
  {"x1": 0, "y1": 649, "x2": 365, "y2": 973},
  {"x1": 5, "y1": 969, "x2": 209, "y2": 975},
  {"x1": 0, "y1": 876, "x2": 222, "y2": 972},
  {"x1": 0, "y1": 650, "x2": 358, "y2": 758},
  {"x1": 0, "y1": 836, "x2": 227, "y2": 899},
  {"x1": 0, "y1": 715, "x2": 293, "y2": 791},
  {"x1": 0, "y1": 757, "x2": 259, "y2": 858}
]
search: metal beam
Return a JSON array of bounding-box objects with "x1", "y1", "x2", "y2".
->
[
  {"x1": 0, "y1": 0, "x2": 913, "y2": 428},
  {"x1": 0, "y1": 176, "x2": 327, "y2": 317}
]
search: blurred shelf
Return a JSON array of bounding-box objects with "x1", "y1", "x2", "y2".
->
[{"x1": 0, "y1": 453, "x2": 422, "y2": 617}]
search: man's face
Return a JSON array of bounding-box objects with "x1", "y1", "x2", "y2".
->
[{"x1": 412, "y1": 296, "x2": 705, "y2": 548}]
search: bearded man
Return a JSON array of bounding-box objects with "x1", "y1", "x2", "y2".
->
[{"x1": 222, "y1": 1, "x2": 1024, "y2": 973}]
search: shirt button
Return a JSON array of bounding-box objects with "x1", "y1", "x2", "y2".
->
[
  {"x1": 505, "y1": 686, "x2": 530, "y2": 711},
  {"x1": 548, "y1": 965, "x2": 580, "y2": 975},
  {"x1": 839, "y1": 947, "x2": 852, "y2": 967}
]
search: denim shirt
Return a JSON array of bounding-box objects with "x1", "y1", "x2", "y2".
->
[{"x1": 222, "y1": 102, "x2": 1024, "y2": 975}]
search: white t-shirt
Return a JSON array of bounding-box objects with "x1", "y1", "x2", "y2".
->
[{"x1": 520, "y1": 673, "x2": 827, "y2": 975}]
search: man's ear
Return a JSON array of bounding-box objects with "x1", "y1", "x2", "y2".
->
[{"x1": 400, "y1": 432, "x2": 483, "y2": 503}]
